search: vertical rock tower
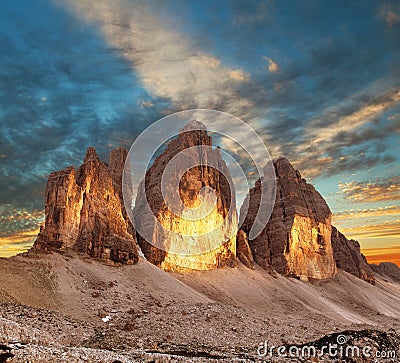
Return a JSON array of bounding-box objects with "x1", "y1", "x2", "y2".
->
[
  {"x1": 133, "y1": 121, "x2": 237, "y2": 272},
  {"x1": 33, "y1": 147, "x2": 138, "y2": 264},
  {"x1": 240, "y1": 157, "x2": 337, "y2": 280}
]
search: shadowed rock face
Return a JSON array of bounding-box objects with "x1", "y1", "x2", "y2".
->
[
  {"x1": 33, "y1": 147, "x2": 138, "y2": 264},
  {"x1": 236, "y1": 230, "x2": 254, "y2": 269},
  {"x1": 240, "y1": 157, "x2": 337, "y2": 280},
  {"x1": 239, "y1": 157, "x2": 376, "y2": 283},
  {"x1": 331, "y1": 226, "x2": 375, "y2": 284},
  {"x1": 370, "y1": 262, "x2": 400, "y2": 283},
  {"x1": 133, "y1": 121, "x2": 237, "y2": 272}
]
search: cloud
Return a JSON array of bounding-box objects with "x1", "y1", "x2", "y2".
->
[
  {"x1": 61, "y1": 0, "x2": 256, "y2": 120},
  {"x1": 0, "y1": 228, "x2": 39, "y2": 257},
  {"x1": 263, "y1": 56, "x2": 279, "y2": 73},
  {"x1": 288, "y1": 89, "x2": 400, "y2": 178},
  {"x1": 340, "y1": 220, "x2": 400, "y2": 239},
  {"x1": 339, "y1": 176, "x2": 400, "y2": 203},
  {"x1": 381, "y1": 6, "x2": 400, "y2": 27},
  {"x1": 306, "y1": 89, "x2": 400, "y2": 144},
  {"x1": 0, "y1": 1, "x2": 168, "y2": 211},
  {"x1": 140, "y1": 100, "x2": 154, "y2": 108},
  {"x1": 333, "y1": 206, "x2": 400, "y2": 221},
  {"x1": 362, "y1": 245, "x2": 400, "y2": 267},
  {"x1": 388, "y1": 113, "x2": 400, "y2": 121},
  {"x1": 363, "y1": 245, "x2": 400, "y2": 255},
  {"x1": 0, "y1": 204, "x2": 44, "y2": 238}
]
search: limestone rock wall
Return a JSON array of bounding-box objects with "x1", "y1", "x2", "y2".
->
[
  {"x1": 240, "y1": 157, "x2": 337, "y2": 280},
  {"x1": 33, "y1": 147, "x2": 138, "y2": 264},
  {"x1": 133, "y1": 121, "x2": 237, "y2": 272}
]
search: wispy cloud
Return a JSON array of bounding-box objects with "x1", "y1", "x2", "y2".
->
[
  {"x1": 341, "y1": 220, "x2": 400, "y2": 239},
  {"x1": 283, "y1": 85, "x2": 400, "y2": 179},
  {"x1": 0, "y1": 228, "x2": 39, "y2": 257},
  {"x1": 339, "y1": 176, "x2": 400, "y2": 203},
  {"x1": 62, "y1": 0, "x2": 257, "y2": 119},
  {"x1": 333, "y1": 206, "x2": 400, "y2": 221},
  {"x1": 362, "y1": 245, "x2": 400, "y2": 267},
  {"x1": 306, "y1": 89, "x2": 400, "y2": 145},
  {"x1": 363, "y1": 245, "x2": 400, "y2": 255}
]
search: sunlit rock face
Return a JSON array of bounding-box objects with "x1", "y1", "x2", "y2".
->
[
  {"x1": 133, "y1": 121, "x2": 237, "y2": 272},
  {"x1": 33, "y1": 147, "x2": 138, "y2": 264},
  {"x1": 240, "y1": 157, "x2": 337, "y2": 280},
  {"x1": 331, "y1": 226, "x2": 375, "y2": 284}
]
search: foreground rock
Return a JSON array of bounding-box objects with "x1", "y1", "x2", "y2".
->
[
  {"x1": 134, "y1": 121, "x2": 237, "y2": 272},
  {"x1": 239, "y1": 157, "x2": 337, "y2": 280},
  {"x1": 331, "y1": 226, "x2": 375, "y2": 284},
  {"x1": 33, "y1": 147, "x2": 138, "y2": 264}
]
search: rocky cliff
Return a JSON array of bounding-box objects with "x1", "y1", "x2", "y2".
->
[
  {"x1": 370, "y1": 262, "x2": 400, "y2": 283},
  {"x1": 31, "y1": 131, "x2": 378, "y2": 283},
  {"x1": 239, "y1": 157, "x2": 376, "y2": 283},
  {"x1": 240, "y1": 157, "x2": 337, "y2": 280},
  {"x1": 133, "y1": 121, "x2": 237, "y2": 272},
  {"x1": 331, "y1": 226, "x2": 375, "y2": 284},
  {"x1": 33, "y1": 147, "x2": 138, "y2": 264}
]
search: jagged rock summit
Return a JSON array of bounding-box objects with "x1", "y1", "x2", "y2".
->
[
  {"x1": 238, "y1": 157, "x2": 377, "y2": 284},
  {"x1": 31, "y1": 123, "x2": 376, "y2": 283},
  {"x1": 133, "y1": 120, "x2": 237, "y2": 272},
  {"x1": 33, "y1": 147, "x2": 138, "y2": 264},
  {"x1": 239, "y1": 157, "x2": 337, "y2": 280}
]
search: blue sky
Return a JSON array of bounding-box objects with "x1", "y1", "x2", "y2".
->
[{"x1": 1, "y1": 0, "x2": 399, "y2": 261}]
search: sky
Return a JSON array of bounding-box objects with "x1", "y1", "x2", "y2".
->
[{"x1": 0, "y1": 0, "x2": 399, "y2": 264}]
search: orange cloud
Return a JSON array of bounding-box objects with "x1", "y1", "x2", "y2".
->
[
  {"x1": 365, "y1": 253, "x2": 400, "y2": 267},
  {"x1": 362, "y1": 245, "x2": 400, "y2": 267},
  {"x1": 340, "y1": 220, "x2": 400, "y2": 239},
  {"x1": 333, "y1": 206, "x2": 400, "y2": 221},
  {"x1": 339, "y1": 177, "x2": 400, "y2": 203},
  {"x1": 0, "y1": 228, "x2": 39, "y2": 257}
]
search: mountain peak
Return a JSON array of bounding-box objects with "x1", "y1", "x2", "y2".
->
[
  {"x1": 33, "y1": 147, "x2": 138, "y2": 264},
  {"x1": 180, "y1": 119, "x2": 207, "y2": 133},
  {"x1": 134, "y1": 120, "x2": 236, "y2": 272},
  {"x1": 83, "y1": 146, "x2": 99, "y2": 163}
]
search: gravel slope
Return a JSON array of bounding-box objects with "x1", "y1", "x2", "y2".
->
[{"x1": 0, "y1": 252, "x2": 399, "y2": 362}]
